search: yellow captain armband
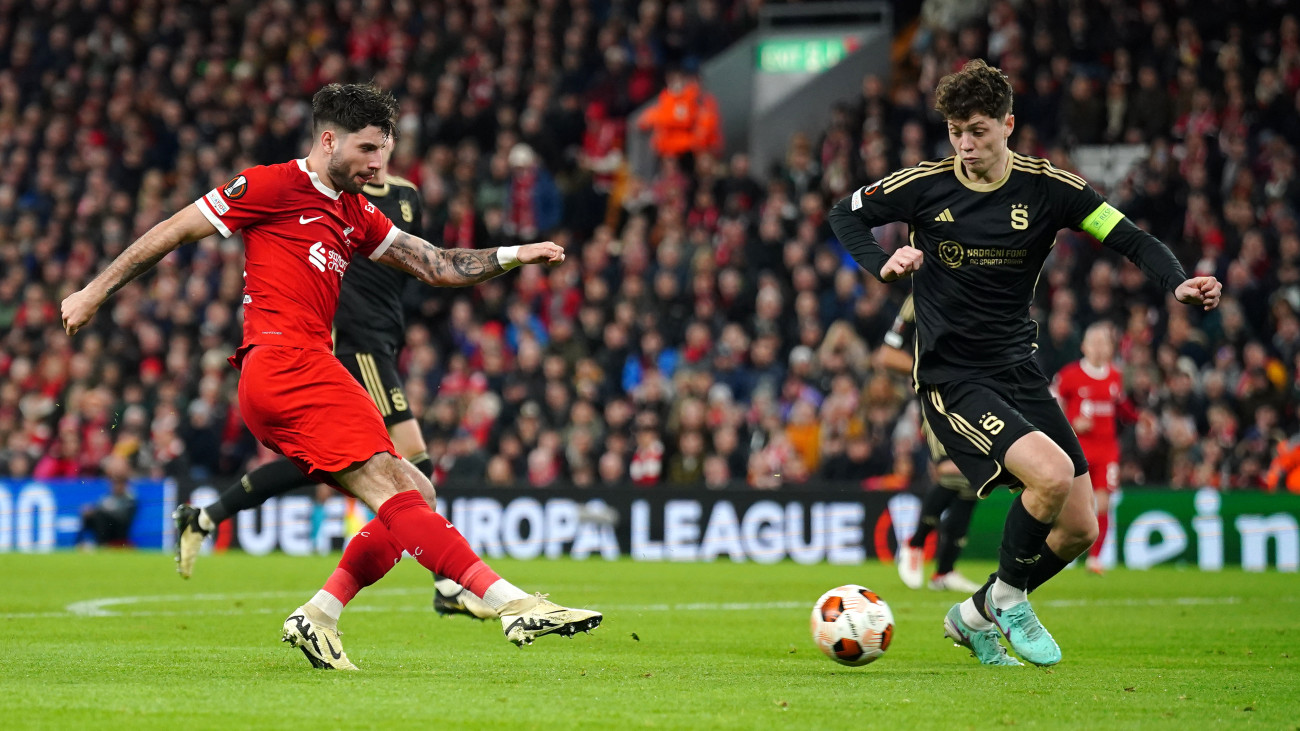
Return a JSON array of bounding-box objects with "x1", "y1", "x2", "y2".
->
[{"x1": 1081, "y1": 202, "x2": 1126, "y2": 241}]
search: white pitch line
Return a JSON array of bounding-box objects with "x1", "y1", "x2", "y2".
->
[{"x1": 0, "y1": 592, "x2": 1285, "y2": 621}]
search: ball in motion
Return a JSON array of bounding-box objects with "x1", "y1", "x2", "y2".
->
[{"x1": 810, "y1": 584, "x2": 894, "y2": 666}]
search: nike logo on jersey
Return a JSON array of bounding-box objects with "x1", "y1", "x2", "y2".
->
[
  {"x1": 934, "y1": 208, "x2": 955, "y2": 222},
  {"x1": 299, "y1": 215, "x2": 323, "y2": 224}
]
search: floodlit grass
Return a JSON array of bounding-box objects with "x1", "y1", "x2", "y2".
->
[{"x1": 1, "y1": 552, "x2": 1296, "y2": 729}]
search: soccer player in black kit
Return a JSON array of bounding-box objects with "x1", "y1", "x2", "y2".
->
[
  {"x1": 173, "y1": 148, "x2": 494, "y2": 623},
  {"x1": 829, "y1": 60, "x2": 1221, "y2": 666}
]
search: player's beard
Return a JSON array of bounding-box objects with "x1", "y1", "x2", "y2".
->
[{"x1": 327, "y1": 155, "x2": 367, "y2": 194}]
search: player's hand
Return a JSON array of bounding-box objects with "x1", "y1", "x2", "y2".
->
[
  {"x1": 517, "y1": 241, "x2": 566, "y2": 267},
  {"x1": 61, "y1": 288, "x2": 103, "y2": 336},
  {"x1": 880, "y1": 247, "x2": 923, "y2": 282},
  {"x1": 1072, "y1": 415, "x2": 1093, "y2": 434},
  {"x1": 1174, "y1": 276, "x2": 1222, "y2": 311}
]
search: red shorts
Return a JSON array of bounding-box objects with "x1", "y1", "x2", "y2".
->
[
  {"x1": 1087, "y1": 460, "x2": 1119, "y2": 493},
  {"x1": 236, "y1": 345, "x2": 397, "y2": 486}
]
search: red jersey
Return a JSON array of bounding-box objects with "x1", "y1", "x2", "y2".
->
[
  {"x1": 194, "y1": 159, "x2": 398, "y2": 361},
  {"x1": 1053, "y1": 360, "x2": 1135, "y2": 463}
]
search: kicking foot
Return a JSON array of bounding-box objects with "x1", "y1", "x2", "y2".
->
[
  {"x1": 499, "y1": 593, "x2": 602, "y2": 646},
  {"x1": 984, "y1": 595, "x2": 1062, "y2": 666},
  {"x1": 281, "y1": 606, "x2": 358, "y2": 670},
  {"x1": 1086, "y1": 556, "x2": 1105, "y2": 575},
  {"x1": 942, "y1": 603, "x2": 1022, "y2": 666},
  {"x1": 172, "y1": 505, "x2": 210, "y2": 579},
  {"x1": 895, "y1": 543, "x2": 925, "y2": 590},
  {"x1": 434, "y1": 580, "x2": 499, "y2": 620},
  {"x1": 928, "y1": 570, "x2": 984, "y2": 593}
]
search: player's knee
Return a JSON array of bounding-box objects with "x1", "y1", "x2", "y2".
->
[
  {"x1": 1026, "y1": 457, "x2": 1073, "y2": 501},
  {"x1": 415, "y1": 473, "x2": 437, "y2": 506}
]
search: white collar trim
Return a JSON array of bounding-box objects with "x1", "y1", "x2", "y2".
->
[
  {"x1": 1080, "y1": 360, "x2": 1111, "y2": 380},
  {"x1": 296, "y1": 158, "x2": 341, "y2": 200}
]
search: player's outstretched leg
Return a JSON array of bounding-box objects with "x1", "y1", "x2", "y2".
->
[
  {"x1": 381, "y1": 490, "x2": 602, "y2": 645},
  {"x1": 281, "y1": 604, "x2": 358, "y2": 671},
  {"x1": 358, "y1": 473, "x2": 601, "y2": 647},
  {"x1": 942, "y1": 601, "x2": 1021, "y2": 666}
]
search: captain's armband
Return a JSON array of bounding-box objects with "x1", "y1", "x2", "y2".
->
[{"x1": 1081, "y1": 202, "x2": 1125, "y2": 241}]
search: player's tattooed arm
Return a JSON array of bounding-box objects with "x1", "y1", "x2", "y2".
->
[
  {"x1": 379, "y1": 231, "x2": 506, "y2": 287},
  {"x1": 380, "y1": 232, "x2": 564, "y2": 286}
]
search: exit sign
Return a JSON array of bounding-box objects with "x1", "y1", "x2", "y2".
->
[{"x1": 756, "y1": 38, "x2": 859, "y2": 73}]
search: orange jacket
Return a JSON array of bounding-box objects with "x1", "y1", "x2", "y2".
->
[
  {"x1": 639, "y1": 81, "x2": 720, "y2": 158},
  {"x1": 1265, "y1": 439, "x2": 1300, "y2": 494}
]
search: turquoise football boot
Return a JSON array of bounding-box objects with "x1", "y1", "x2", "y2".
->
[
  {"x1": 943, "y1": 603, "x2": 1023, "y2": 666},
  {"x1": 984, "y1": 596, "x2": 1062, "y2": 666}
]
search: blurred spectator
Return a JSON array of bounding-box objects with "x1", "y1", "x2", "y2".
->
[
  {"x1": 636, "y1": 67, "x2": 722, "y2": 165},
  {"x1": 76, "y1": 455, "x2": 137, "y2": 548}
]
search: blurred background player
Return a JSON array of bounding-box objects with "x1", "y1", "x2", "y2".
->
[
  {"x1": 1053, "y1": 322, "x2": 1137, "y2": 575},
  {"x1": 878, "y1": 294, "x2": 982, "y2": 593},
  {"x1": 171, "y1": 146, "x2": 494, "y2": 620},
  {"x1": 76, "y1": 454, "x2": 137, "y2": 549},
  {"x1": 62, "y1": 83, "x2": 600, "y2": 670}
]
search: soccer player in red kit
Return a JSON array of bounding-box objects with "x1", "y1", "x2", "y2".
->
[
  {"x1": 1053, "y1": 322, "x2": 1136, "y2": 575},
  {"x1": 61, "y1": 83, "x2": 601, "y2": 670}
]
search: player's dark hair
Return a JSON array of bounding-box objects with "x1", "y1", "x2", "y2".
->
[
  {"x1": 311, "y1": 83, "x2": 398, "y2": 138},
  {"x1": 934, "y1": 59, "x2": 1013, "y2": 122}
]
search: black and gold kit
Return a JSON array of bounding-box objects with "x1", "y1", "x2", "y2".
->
[
  {"x1": 830, "y1": 153, "x2": 1187, "y2": 494},
  {"x1": 334, "y1": 175, "x2": 423, "y2": 425},
  {"x1": 831, "y1": 153, "x2": 1186, "y2": 387}
]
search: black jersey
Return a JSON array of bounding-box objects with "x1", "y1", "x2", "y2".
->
[
  {"x1": 829, "y1": 153, "x2": 1187, "y2": 386},
  {"x1": 333, "y1": 175, "x2": 423, "y2": 356}
]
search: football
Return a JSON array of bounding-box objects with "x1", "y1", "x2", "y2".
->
[{"x1": 810, "y1": 584, "x2": 895, "y2": 666}]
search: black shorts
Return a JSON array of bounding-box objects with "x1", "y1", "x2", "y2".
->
[
  {"x1": 336, "y1": 351, "x2": 413, "y2": 427},
  {"x1": 919, "y1": 359, "x2": 1088, "y2": 498},
  {"x1": 921, "y1": 418, "x2": 979, "y2": 500}
]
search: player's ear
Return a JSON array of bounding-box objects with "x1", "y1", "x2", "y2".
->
[
  {"x1": 320, "y1": 127, "x2": 336, "y2": 154},
  {"x1": 1003, "y1": 114, "x2": 1015, "y2": 139}
]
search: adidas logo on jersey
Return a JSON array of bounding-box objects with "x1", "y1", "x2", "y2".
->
[{"x1": 934, "y1": 208, "x2": 955, "y2": 222}]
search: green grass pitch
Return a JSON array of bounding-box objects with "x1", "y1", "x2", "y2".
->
[{"x1": 2, "y1": 552, "x2": 1296, "y2": 730}]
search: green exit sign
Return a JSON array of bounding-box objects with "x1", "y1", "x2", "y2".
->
[{"x1": 756, "y1": 38, "x2": 856, "y2": 73}]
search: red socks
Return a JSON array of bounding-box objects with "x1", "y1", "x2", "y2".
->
[
  {"x1": 1090, "y1": 510, "x2": 1109, "y2": 559},
  {"x1": 375, "y1": 489, "x2": 501, "y2": 596},
  {"x1": 323, "y1": 518, "x2": 406, "y2": 606}
]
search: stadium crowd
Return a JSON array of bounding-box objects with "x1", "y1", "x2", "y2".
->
[{"x1": 1, "y1": 0, "x2": 1298, "y2": 494}]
